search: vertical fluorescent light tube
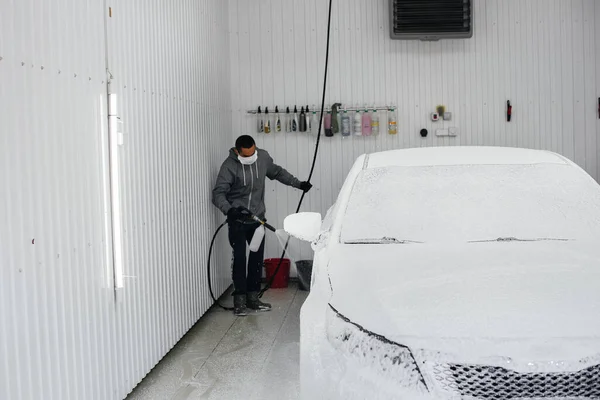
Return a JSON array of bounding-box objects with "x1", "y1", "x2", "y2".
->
[
  {"x1": 108, "y1": 93, "x2": 124, "y2": 289},
  {"x1": 99, "y1": 94, "x2": 114, "y2": 289}
]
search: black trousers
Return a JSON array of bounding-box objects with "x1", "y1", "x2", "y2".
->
[{"x1": 228, "y1": 221, "x2": 265, "y2": 296}]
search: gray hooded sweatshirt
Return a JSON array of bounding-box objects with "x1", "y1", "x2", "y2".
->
[{"x1": 212, "y1": 148, "x2": 302, "y2": 220}]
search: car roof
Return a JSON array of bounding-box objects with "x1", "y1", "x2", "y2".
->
[{"x1": 364, "y1": 146, "x2": 571, "y2": 169}]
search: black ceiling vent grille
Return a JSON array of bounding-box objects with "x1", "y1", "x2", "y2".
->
[{"x1": 389, "y1": 0, "x2": 473, "y2": 41}]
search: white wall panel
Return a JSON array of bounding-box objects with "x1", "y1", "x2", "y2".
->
[
  {"x1": 229, "y1": 0, "x2": 600, "y2": 261},
  {"x1": 0, "y1": 0, "x2": 114, "y2": 399},
  {"x1": 106, "y1": 1, "x2": 232, "y2": 397},
  {"x1": 1, "y1": 0, "x2": 232, "y2": 399}
]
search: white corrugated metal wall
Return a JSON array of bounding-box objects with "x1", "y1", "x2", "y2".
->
[
  {"x1": 1, "y1": 0, "x2": 232, "y2": 399},
  {"x1": 105, "y1": 1, "x2": 232, "y2": 397},
  {"x1": 1, "y1": 0, "x2": 114, "y2": 398},
  {"x1": 229, "y1": 0, "x2": 600, "y2": 260}
]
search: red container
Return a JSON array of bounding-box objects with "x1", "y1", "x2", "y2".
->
[{"x1": 264, "y1": 258, "x2": 290, "y2": 289}]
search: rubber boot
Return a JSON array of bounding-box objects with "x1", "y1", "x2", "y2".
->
[
  {"x1": 233, "y1": 294, "x2": 248, "y2": 316},
  {"x1": 247, "y1": 292, "x2": 271, "y2": 312}
]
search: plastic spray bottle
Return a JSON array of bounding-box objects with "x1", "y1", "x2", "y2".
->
[
  {"x1": 353, "y1": 108, "x2": 362, "y2": 136},
  {"x1": 264, "y1": 107, "x2": 271, "y2": 134},
  {"x1": 285, "y1": 107, "x2": 291, "y2": 132},
  {"x1": 324, "y1": 110, "x2": 333, "y2": 137},
  {"x1": 371, "y1": 107, "x2": 380, "y2": 135},
  {"x1": 388, "y1": 107, "x2": 397, "y2": 135},
  {"x1": 341, "y1": 108, "x2": 351, "y2": 137},
  {"x1": 257, "y1": 106, "x2": 264, "y2": 133},
  {"x1": 299, "y1": 107, "x2": 307, "y2": 132},
  {"x1": 305, "y1": 105, "x2": 311, "y2": 131},
  {"x1": 362, "y1": 106, "x2": 372, "y2": 136},
  {"x1": 332, "y1": 103, "x2": 341, "y2": 134},
  {"x1": 275, "y1": 106, "x2": 281, "y2": 132},
  {"x1": 292, "y1": 106, "x2": 298, "y2": 132},
  {"x1": 311, "y1": 107, "x2": 318, "y2": 135}
]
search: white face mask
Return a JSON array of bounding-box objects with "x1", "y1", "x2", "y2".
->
[{"x1": 238, "y1": 151, "x2": 258, "y2": 165}]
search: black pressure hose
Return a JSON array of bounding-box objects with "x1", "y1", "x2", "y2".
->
[
  {"x1": 258, "y1": 0, "x2": 334, "y2": 298},
  {"x1": 207, "y1": 0, "x2": 334, "y2": 308},
  {"x1": 207, "y1": 221, "x2": 231, "y2": 310}
]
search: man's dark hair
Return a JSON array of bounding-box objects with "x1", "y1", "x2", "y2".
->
[{"x1": 235, "y1": 135, "x2": 255, "y2": 151}]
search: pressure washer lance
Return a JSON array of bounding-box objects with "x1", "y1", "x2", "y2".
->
[
  {"x1": 232, "y1": 207, "x2": 276, "y2": 232},
  {"x1": 247, "y1": 213, "x2": 276, "y2": 252},
  {"x1": 250, "y1": 214, "x2": 276, "y2": 232}
]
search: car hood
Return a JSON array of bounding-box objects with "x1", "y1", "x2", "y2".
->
[{"x1": 328, "y1": 241, "x2": 600, "y2": 360}]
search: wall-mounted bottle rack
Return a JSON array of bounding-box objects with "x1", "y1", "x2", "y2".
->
[
  {"x1": 246, "y1": 104, "x2": 397, "y2": 114},
  {"x1": 248, "y1": 103, "x2": 400, "y2": 136}
]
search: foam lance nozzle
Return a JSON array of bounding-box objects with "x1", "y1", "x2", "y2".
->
[{"x1": 251, "y1": 215, "x2": 276, "y2": 232}]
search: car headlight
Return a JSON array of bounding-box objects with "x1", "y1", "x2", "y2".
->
[{"x1": 325, "y1": 304, "x2": 429, "y2": 392}]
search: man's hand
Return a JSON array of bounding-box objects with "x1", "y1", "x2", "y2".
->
[
  {"x1": 227, "y1": 206, "x2": 251, "y2": 223},
  {"x1": 299, "y1": 181, "x2": 313, "y2": 193}
]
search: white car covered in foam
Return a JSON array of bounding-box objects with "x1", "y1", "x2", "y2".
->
[{"x1": 283, "y1": 146, "x2": 600, "y2": 400}]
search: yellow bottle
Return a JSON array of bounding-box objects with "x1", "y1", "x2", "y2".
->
[
  {"x1": 264, "y1": 107, "x2": 271, "y2": 134},
  {"x1": 388, "y1": 108, "x2": 397, "y2": 135}
]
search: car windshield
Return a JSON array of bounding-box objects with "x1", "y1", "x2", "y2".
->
[{"x1": 340, "y1": 163, "x2": 600, "y2": 244}]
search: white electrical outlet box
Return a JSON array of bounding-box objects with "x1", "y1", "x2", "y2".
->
[
  {"x1": 436, "y1": 129, "x2": 449, "y2": 137},
  {"x1": 449, "y1": 127, "x2": 458, "y2": 137},
  {"x1": 431, "y1": 113, "x2": 439, "y2": 122},
  {"x1": 443, "y1": 112, "x2": 452, "y2": 121}
]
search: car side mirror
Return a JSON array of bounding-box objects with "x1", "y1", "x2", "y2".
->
[{"x1": 283, "y1": 212, "x2": 322, "y2": 242}]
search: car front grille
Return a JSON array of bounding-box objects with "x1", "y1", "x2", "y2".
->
[{"x1": 434, "y1": 362, "x2": 600, "y2": 399}]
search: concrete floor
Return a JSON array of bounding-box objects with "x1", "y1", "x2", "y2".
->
[{"x1": 126, "y1": 283, "x2": 307, "y2": 400}]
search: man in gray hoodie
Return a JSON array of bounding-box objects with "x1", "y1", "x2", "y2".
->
[{"x1": 212, "y1": 135, "x2": 312, "y2": 316}]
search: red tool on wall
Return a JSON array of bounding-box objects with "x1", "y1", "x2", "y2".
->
[{"x1": 507, "y1": 100, "x2": 512, "y2": 122}]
